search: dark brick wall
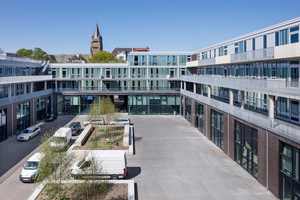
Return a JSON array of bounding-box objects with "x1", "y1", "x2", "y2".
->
[
  {"x1": 191, "y1": 54, "x2": 197, "y2": 61},
  {"x1": 268, "y1": 132, "x2": 300, "y2": 199}
]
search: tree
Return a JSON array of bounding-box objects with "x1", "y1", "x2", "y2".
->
[
  {"x1": 15, "y1": 47, "x2": 53, "y2": 62},
  {"x1": 36, "y1": 130, "x2": 74, "y2": 199},
  {"x1": 16, "y1": 48, "x2": 33, "y2": 58},
  {"x1": 88, "y1": 51, "x2": 126, "y2": 63}
]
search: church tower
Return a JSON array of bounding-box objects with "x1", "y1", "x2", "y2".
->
[{"x1": 90, "y1": 24, "x2": 103, "y2": 56}]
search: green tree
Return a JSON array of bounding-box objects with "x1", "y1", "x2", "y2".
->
[
  {"x1": 88, "y1": 51, "x2": 126, "y2": 63},
  {"x1": 16, "y1": 48, "x2": 33, "y2": 57},
  {"x1": 15, "y1": 47, "x2": 53, "y2": 62}
]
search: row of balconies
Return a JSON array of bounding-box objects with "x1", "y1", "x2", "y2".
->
[
  {"x1": 53, "y1": 87, "x2": 180, "y2": 93},
  {"x1": 188, "y1": 47, "x2": 275, "y2": 67},
  {"x1": 53, "y1": 74, "x2": 177, "y2": 80}
]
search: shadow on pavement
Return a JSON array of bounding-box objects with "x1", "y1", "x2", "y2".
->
[{"x1": 126, "y1": 167, "x2": 141, "y2": 179}]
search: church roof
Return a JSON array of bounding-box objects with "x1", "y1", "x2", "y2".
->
[{"x1": 93, "y1": 24, "x2": 100, "y2": 38}]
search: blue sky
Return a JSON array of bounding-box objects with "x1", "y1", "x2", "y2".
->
[{"x1": 1, "y1": 0, "x2": 300, "y2": 54}]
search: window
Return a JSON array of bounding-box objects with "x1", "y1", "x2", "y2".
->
[
  {"x1": 210, "y1": 110, "x2": 224, "y2": 150},
  {"x1": 263, "y1": 35, "x2": 267, "y2": 49},
  {"x1": 275, "y1": 29, "x2": 289, "y2": 46},
  {"x1": 290, "y1": 26, "x2": 299, "y2": 44},
  {"x1": 196, "y1": 103, "x2": 204, "y2": 133},
  {"x1": 280, "y1": 142, "x2": 300, "y2": 200},
  {"x1": 252, "y1": 38, "x2": 255, "y2": 51},
  {"x1": 235, "y1": 121, "x2": 258, "y2": 179}
]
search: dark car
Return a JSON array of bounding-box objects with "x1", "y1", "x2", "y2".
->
[
  {"x1": 69, "y1": 122, "x2": 81, "y2": 136},
  {"x1": 45, "y1": 113, "x2": 57, "y2": 122}
]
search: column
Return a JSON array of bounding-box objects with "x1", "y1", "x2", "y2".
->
[
  {"x1": 24, "y1": 83, "x2": 27, "y2": 94},
  {"x1": 201, "y1": 84, "x2": 203, "y2": 95},
  {"x1": 184, "y1": 81, "x2": 186, "y2": 90},
  {"x1": 8, "y1": 85, "x2": 11, "y2": 97},
  {"x1": 229, "y1": 89, "x2": 233, "y2": 105},
  {"x1": 194, "y1": 83, "x2": 196, "y2": 93},
  {"x1": 241, "y1": 90, "x2": 245, "y2": 109},
  {"x1": 207, "y1": 85, "x2": 211, "y2": 98},
  {"x1": 30, "y1": 83, "x2": 33, "y2": 93},
  {"x1": 55, "y1": 81, "x2": 57, "y2": 92},
  {"x1": 268, "y1": 95, "x2": 275, "y2": 119},
  {"x1": 147, "y1": 80, "x2": 149, "y2": 91},
  {"x1": 180, "y1": 81, "x2": 182, "y2": 89},
  {"x1": 44, "y1": 81, "x2": 47, "y2": 90}
]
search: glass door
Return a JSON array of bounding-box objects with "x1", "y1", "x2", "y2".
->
[
  {"x1": 291, "y1": 67, "x2": 299, "y2": 87},
  {"x1": 291, "y1": 100, "x2": 299, "y2": 122}
]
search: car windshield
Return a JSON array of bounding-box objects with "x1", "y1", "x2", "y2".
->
[
  {"x1": 24, "y1": 161, "x2": 39, "y2": 170},
  {"x1": 23, "y1": 130, "x2": 31, "y2": 134},
  {"x1": 70, "y1": 125, "x2": 77, "y2": 129},
  {"x1": 52, "y1": 137, "x2": 66, "y2": 143}
]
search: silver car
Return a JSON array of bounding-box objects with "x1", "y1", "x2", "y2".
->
[
  {"x1": 109, "y1": 118, "x2": 131, "y2": 125},
  {"x1": 83, "y1": 118, "x2": 105, "y2": 126},
  {"x1": 17, "y1": 125, "x2": 41, "y2": 141}
]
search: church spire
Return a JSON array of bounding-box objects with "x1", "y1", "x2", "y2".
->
[{"x1": 93, "y1": 23, "x2": 100, "y2": 39}]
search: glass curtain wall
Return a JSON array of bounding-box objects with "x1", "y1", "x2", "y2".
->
[
  {"x1": 210, "y1": 109, "x2": 224, "y2": 150},
  {"x1": 280, "y1": 142, "x2": 300, "y2": 200},
  {"x1": 185, "y1": 98, "x2": 191, "y2": 123},
  {"x1": 36, "y1": 97, "x2": 46, "y2": 120},
  {"x1": 0, "y1": 109, "x2": 7, "y2": 142},
  {"x1": 234, "y1": 121, "x2": 258, "y2": 179},
  {"x1": 57, "y1": 95, "x2": 101, "y2": 115},
  {"x1": 128, "y1": 95, "x2": 180, "y2": 115},
  {"x1": 196, "y1": 103, "x2": 204, "y2": 133},
  {"x1": 17, "y1": 102, "x2": 30, "y2": 131}
]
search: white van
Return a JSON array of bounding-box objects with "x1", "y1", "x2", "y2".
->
[
  {"x1": 71, "y1": 150, "x2": 127, "y2": 180},
  {"x1": 19, "y1": 153, "x2": 44, "y2": 183},
  {"x1": 51, "y1": 127, "x2": 72, "y2": 151}
]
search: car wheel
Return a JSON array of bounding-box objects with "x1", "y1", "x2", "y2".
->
[
  {"x1": 110, "y1": 174, "x2": 118, "y2": 180},
  {"x1": 28, "y1": 137, "x2": 31, "y2": 141}
]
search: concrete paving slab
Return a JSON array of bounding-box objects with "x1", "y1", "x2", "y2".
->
[{"x1": 126, "y1": 115, "x2": 276, "y2": 200}]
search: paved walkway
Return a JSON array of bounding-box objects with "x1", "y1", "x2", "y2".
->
[{"x1": 127, "y1": 115, "x2": 276, "y2": 200}]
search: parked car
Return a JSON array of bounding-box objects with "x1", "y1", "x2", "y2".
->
[
  {"x1": 19, "y1": 153, "x2": 45, "y2": 183},
  {"x1": 71, "y1": 150, "x2": 127, "y2": 180},
  {"x1": 17, "y1": 125, "x2": 41, "y2": 141},
  {"x1": 69, "y1": 122, "x2": 81, "y2": 136},
  {"x1": 109, "y1": 118, "x2": 131, "y2": 125},
  {"x1": 45, "y1": 113, "x2": 57, "y2": 122},
  {"x1": 51, "y1": 128, "x2": 72, "y2": 151},
  {"x1": 83, "y1": 118, "x2": 105, "y2": 126}
]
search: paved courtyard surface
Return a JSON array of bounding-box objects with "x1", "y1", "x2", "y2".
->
[{"x1": 127, "y1": 115, "x2": 276, "y2": 200}]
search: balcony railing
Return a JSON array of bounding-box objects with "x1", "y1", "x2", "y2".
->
[
  {"x1": 53, "y1": 87, "x2": 180, "y2": 93},
  {"x1": 231, "y1": 47, "x2": 274, "y2": 63}
]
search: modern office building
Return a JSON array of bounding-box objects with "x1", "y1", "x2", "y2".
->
[{"x1": 1, "y1": 17, "x2": 300, "y2": 199}]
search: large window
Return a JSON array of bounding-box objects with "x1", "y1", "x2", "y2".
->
[
  {"x1": 196, "y1": 103, "x2": 204, "y2": 133},
  {"x1": 128, "y1": 95, "x2": 180, "y2": 115},
  {"x1": 234, "y1": 121, "x2": 258, "y2": 179},
  {"x1": 36, "y1": 98, "x2": 46, "y2": 120},
  {"x1": 275, "y1": 29, "x2": 289, "y2": 46},
  {"x1": 210, "y1": 110, "x2": 224, "y2": 150},
  {"x1": 17, "y1": 102, "x2": 30, "y2": 131},
  {"x1": 280, "y1": 142, "x2": 300, "y2": 200},
  {"x1": 185, "y1": 98, "x2": 191, "y2": 123},
  {"x1": 290, "y1": 26, "x2": 299, "y2": 44},
  {"x1": 0, "y1": 109, "x2": 7, "y2": 142}
]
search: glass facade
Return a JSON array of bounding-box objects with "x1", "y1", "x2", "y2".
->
[
  {"x1": 195, "y1": 102, "x2": 204, "y2": 133},
  {"x1": 57, "y1": 95, "x2": 101, "y2": 115},
  {"x1": 0, "y1": 109, "x2": 7, "y2": 142},
  {"x1": 128, "y1": 95, "x2": 180, "y2": 115},
  {"x1": 185, "y1": 98, "x2": 191, "y2": 123},
  {"x1": 234, "y1": 121, "x2": 258, "y2": 179},
  {"x1": 280, "y1": 142, "x2": 300, "y2": 200},
  {"x1": 210, "y1": 109, "x2": 224, "y2": 150},
  {"x1": 36, "y1": 97, "x2": 46, "y2": 120},
  {"x1": 17, "y1": 102, "x2": 30, "y2": 131}
]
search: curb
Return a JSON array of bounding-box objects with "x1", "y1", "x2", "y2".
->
[{"x1": 28, "y1": 180, "x2": 135, "y2": 200}]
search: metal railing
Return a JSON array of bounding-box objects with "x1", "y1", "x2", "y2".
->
[
  {"x1": 231, "y1": 47, "x2": 274, "y2": 63},
  {"x1": 53, "y1": 87, "x2": 180, "y2": 93}
]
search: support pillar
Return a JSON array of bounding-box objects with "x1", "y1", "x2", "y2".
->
[
  {"x1": 30, "y1": 83, "x2": 33, "y2": 93},
  {"x1": 44, "y1": 81, "x2": 47, "y2": 90},
  {"x1": 268, "y1": 95, "x2": 275, "y2": 119},
  {"x1": 55, "y1": 81, "x2": 57, "y2": 92},
  {"x1": 194, "y1": 83, "x2": 196, "y2": 93},
  {"x1": 24, "y1": 83, "x2": 27, "y2": 94},
  {"x1": 201, "y1": 84, "x2": 203, "y2": 95},
  {"x1": 229, "y1": 89, "x2": 233, "y2": 105},
  {"x1": 207, "y1": 85, "x2": 211, "y2": 98},
  {"x1": 184, "y1": 81, "x2": 186, "y2": 90},
  {"x1": 8, "y1": 85, "x2": 11, "y2": 97},
  {"x1": 241, "y1": 90, "x2": 245, "y2": 109}
]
